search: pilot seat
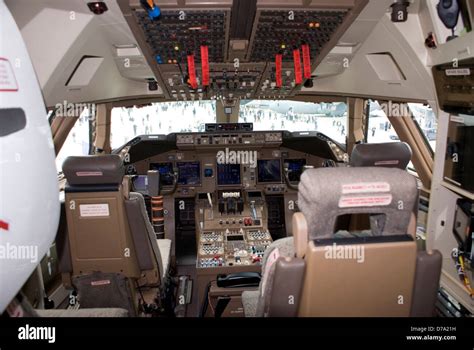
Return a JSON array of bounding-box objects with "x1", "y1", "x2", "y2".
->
[
  {"x1": 60, "y1": 155, "x2": 172, "y2": 315},
  {"x1": 242, "y1": 167, "x2": 442, "y2": 317}
]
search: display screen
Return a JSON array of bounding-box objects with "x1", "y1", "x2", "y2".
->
[
  {"x1": 150, "y1": 162, "x2": 174, "y2": 186},
  {"x1": 227, "y1": 235, "x2": 244, "y2": 241},
  {"x1": 204, "y1": 168, "x2": 213, "y2": 177},
  {"x1": 285, "y1": 159, "x2": 306, "y2": 182},
  {"x1": 217, "y1": 164, "x2": 241, "y2": 185},
  {"x1": 257, "y1": 159, "x2": 282, "y2": 183},
  {"x1": 177, "y1": 161, "x2": 201, "y2": 185},
  {"x1": 131, "y1": 175, "x2": 148, "y2": 192},
  {"x1": 247, "y1": 191, "x2": 262, "y2": 198}
]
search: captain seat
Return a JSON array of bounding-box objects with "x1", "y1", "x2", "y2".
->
[
  {"x1": 350, "y1": 142, "x2": 412, "y2": 169},
  {"x1": 62, "y1": 155, "x2": 171, "y2": 288},
  {"x1": 242, "y1": 167, "x2": 441, "y2": 317}
]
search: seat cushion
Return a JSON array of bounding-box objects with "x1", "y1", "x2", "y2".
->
[
  {"x1": 156, "y1": 238, "x2": 172, "y2": 278},
  {"x1": 35, "y1": 308, "x2": 129, "y2": 317},
  {"x1": 242, "y1": 290, "x2": 259, "y2": 317}
]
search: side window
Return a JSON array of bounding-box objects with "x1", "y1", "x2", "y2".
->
[
  {"x1": 407, "y1": 103, "x2": 437, "y2": 152},
  {"x1": 366, "y1": 101, "x2": 436, "y2": 171},
  {"x1": 367, "y1": 101, "x2": 398, "y2": 143},
  {"x1": 55, "y1": 108, "x2": 92, "y2": 172}
]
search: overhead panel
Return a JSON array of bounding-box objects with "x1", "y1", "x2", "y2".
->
[
  {"x1": 247, "y1": 9, "x2": 349, "y2": 62},
  {"x1": 118, "y1": 0, "x2": 368, "y2": 101},
  {"x1": 137, "y1": 9, "x2": 229, "y2": 64}
]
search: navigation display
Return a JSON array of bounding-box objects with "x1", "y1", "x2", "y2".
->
[
  {"x1": 131, "y1": 175, "x2": 148, "y2": 192},
  {"x1": 217, "y1": 164, "x2": 241, "y2": 185},
  {"x1": 285, "y1": 159, "x2": 306, "y2": 182},
  {"x1": 177, "y1": 161, "x2": 201, "y2": 186},
  {"x1": 257, "y1": 159, "x2": 282, "y2": 183},
  {"x1": 150, "y1": 162, "x2": 174, "y2": 186}
]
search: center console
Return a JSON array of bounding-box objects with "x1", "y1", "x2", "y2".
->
[{"x1": 196, "y1": 190, "x2": 272, "y2": 269}]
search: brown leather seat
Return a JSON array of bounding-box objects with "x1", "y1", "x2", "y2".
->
[
  {"x1": 243, "y1": 167, "x2": 442, "y2": 317},
  {"x1": 62, "y1": 155, "x2": 171, "y2": 287}
]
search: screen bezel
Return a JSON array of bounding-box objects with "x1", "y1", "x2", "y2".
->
[
  {"x1": 131, "y1": 175, "x2": 148, "y2": 192},
  {"x1": 257, "y1": 159, "x2": 282, "y2": 183},
  {"x1": 284, "y1": 158, "x2": 307, "y2": 182},
  {"x1": 177, "y1": 161, "x2": 201, "y2": 186},
  {"x1": 149, "y1": 162, "x2": 174, "y2": 186},
  {"x1": 216, "y1": 163, "x2": 242, "y2": 186}
]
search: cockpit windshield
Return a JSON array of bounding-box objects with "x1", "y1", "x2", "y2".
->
[
  {"x1": 111, "y1": 100, "x2": 348, "y2": 149},
  {"x1": 111, "y1": 101, "x2": 216, "y2": 149},
  {"x1": 238, "y1": 100, "x2": 347, "y2": 144}
]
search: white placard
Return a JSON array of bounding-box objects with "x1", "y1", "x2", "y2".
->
[
  {"x1": 0, "y1": 57, "x2": 18, "y2": 91},
  {"x1": 445, "y1": 68, "x2": 471, "y2": 76},
  {"x1": 76, "y1": 171, "x2": 103, "y2": 177},
  {"x1": 80, "y1": 204, "x2": 110, "y2": 217},
  {"x1": 450, "y1": 115, "x2": 465, "y2": 123},
  {"x1": 342, "y1": 182, "x2": 390, "y2": 194}
]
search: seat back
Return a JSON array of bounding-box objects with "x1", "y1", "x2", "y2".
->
[
  {"x1": 63, "y1": 155, "x2": 163, "y2": 284},
  {"x1": 349, "y1": 142, "x2": 417, "y2": 235},
  {"x1": 296, "y1": 167, "x2": 419, "y2": 316},
  {"x1": 124, "y1": 191, "x2": 164, "y2": 285},
  {"x1": 350, "y1": 142, "x2": 412, "y2": 169}
]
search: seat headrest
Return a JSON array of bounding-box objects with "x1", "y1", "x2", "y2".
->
[
  {"x1": 298, "y1": 167, "x2": 417, "y2": 239},
  {"x1": 63, "y1": 155, "x2": 124, "y2": 186},
  {"x1": 350, "y1": 142, "x2": 412, "y2": 169}
]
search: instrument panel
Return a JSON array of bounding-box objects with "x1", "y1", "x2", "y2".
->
[
  {"x1": 128, "y1": 135, "x2": 341, "y2": 193},
  {"x1": 122, "y1": 126, "x2": 347, "y2": 271}
]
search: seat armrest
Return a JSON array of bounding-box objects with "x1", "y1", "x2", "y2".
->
[{"x1": 410, "y1": 250, "x2": 442, "y2": 317}]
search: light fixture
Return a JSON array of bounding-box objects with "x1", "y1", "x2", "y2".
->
[{"x1": 87, "y1": 2, "x2": 108, "y2": 15}]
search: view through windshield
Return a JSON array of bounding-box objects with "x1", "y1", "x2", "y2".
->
[
  {"x1": 238, "y1": 100, "x2": 348, "y2": 144},
  {"x1": 111, "y1": 101, "x2": 216, "y2": 149},
  {"x1": 110, "y1": 100, "x2": 349, "y2": 149},
  {"x1": 106, "y1": 100, "x2": 434, "y2": 158}
]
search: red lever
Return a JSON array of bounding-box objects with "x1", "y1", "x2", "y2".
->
[
  {"x1": 302, "y1": 44, "x2": 311, "y2": 79},
  {"x1": 275, "y1": 54, "x2": 282, "y2": 88},
  {"x1": 187, "y1": 54, "x2": 198, "y2": 89},
  {"x1": 293, "y1": 49, "x2": 302, "y2": 85},
  {"x1": 200, "y1": 45, "x2": 209, "y2": 87}
]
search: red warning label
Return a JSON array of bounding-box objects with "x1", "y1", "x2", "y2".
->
[
  {"x1": 339, "y1": 194, "x2": 392, "y2": 208},
  {"x1": 0, "y1": 58, "x2": 18, "y2": 92},
  {"x1": 0, "y1": 220, "x2": 9, "y2": 231}
]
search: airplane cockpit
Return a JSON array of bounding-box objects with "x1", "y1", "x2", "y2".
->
[{"x1": 1, "y1": 0, "x2": 474, "y2": 338}]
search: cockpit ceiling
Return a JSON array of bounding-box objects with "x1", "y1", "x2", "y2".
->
[{"x1": 119, "y1": 0, "x2": 368, "y2": 101}]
